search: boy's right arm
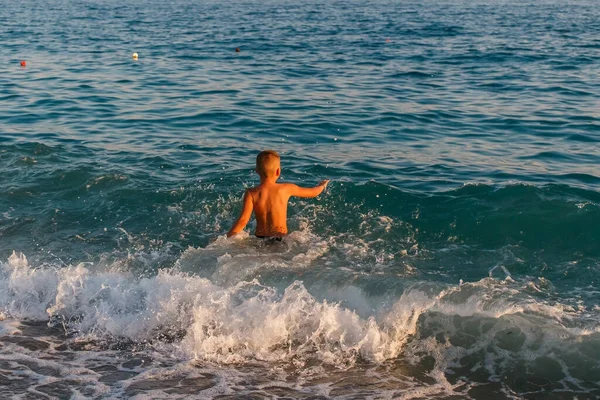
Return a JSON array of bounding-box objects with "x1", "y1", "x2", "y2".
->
[
  {"x1": 227, "y1": 190, "x2": 253, "y2": 237},
  {"x1": 287, "y1": 180, "x2": 329, "y2": 198}
]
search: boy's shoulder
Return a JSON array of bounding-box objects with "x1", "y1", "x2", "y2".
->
[
  {"x1": 249, "y1": 182, "x2": 295, "y2": 189},
  {"x1": 274, "y1": 182, "x2": 298, "y2": 192},
  {"x1": 247, "y1": 182, "x2": 296, "y2": 194}
]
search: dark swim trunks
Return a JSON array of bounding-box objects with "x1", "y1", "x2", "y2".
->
[{"x1": 256, "y1": 235, "x2": 283, "y2": 242}]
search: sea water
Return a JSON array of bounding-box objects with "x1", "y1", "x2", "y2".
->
[{"x1": 1, "y1": 0, "x2": 599, "y2": 398}]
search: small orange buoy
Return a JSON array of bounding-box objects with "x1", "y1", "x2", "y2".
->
[
  {"x1": 20, "y1": 60, "x2": 26, "y2": 67},
  {"x1": 386, "y1": 38, "x2": 391, "y2": 43}
]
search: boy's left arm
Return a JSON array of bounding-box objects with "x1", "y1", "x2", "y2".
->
[
  {"x1": 286, "y1": 180, "x2": 329, "y2": 199},
  {"x1": 227, "y1": 190, "x2": 254, "y2": 237}
]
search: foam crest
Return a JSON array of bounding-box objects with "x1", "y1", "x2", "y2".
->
[
  {"x1": 0, "y1": 251, "x2": 427, "y2": 367},
  {"x1": 182, "y1": 280, "x2": 434, "y2": 366},
  {"x1": 1, "y1": 250, "x2": 599, "y2": 388},
  {"x1": 1, "y1": 252, "x2": 215, "y2": 340},
  {"x1": 0, "y1": 252, "x2": 60, "y2": 320}
]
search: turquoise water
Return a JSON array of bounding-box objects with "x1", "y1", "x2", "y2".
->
[{"x1": 1, "y1": 0, "x2": 599, "y2": 398}]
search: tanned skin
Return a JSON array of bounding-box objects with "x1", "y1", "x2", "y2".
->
[{"x1": 227, "y1": 153, "x2": 329, "y2": 238}]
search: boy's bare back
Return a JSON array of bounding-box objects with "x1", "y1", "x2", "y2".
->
[{"x1": 227, "y1": 150, "x2": 329, "y2": 238}]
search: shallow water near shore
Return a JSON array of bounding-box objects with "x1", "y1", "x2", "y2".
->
[{"x1": 1, "y1": 0, "x2": 600, "y2": 398}]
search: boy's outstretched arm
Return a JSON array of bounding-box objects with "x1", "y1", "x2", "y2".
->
[
  {"x1": 227, "y1": 190, "x2": 253, "y2": 237},
  {"x1": 288, "y1": 180, "x2": 329, "y2": 198}
]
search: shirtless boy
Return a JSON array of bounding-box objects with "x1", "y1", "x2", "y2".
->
[{"x1": 227, "y1": 150, "x2": 329, "y2": 238}]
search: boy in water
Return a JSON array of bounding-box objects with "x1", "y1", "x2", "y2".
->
[{"x1": 227, "y1": 150, "x2": 329, "y2": 238}]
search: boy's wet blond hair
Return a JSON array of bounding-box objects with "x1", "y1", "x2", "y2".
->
[{"x1": 256, "y1": 150, "x2": 280, "y2": 178}]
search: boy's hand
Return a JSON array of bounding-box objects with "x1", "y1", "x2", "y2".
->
[{"x1": 318, "y1": 179, "x2": 330, "y2": 187}]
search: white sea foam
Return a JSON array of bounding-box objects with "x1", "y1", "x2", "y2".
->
[
  {"x1": 0, "y1": 250, "x2": 421, "y2": 366},
  {"x1": 1, "y1": 249, "x2": 599, "y2": 398}
]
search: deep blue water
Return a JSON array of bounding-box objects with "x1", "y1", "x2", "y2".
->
[{"x1": 1, "y1": 0, "x2": 599, "y2": 398}]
